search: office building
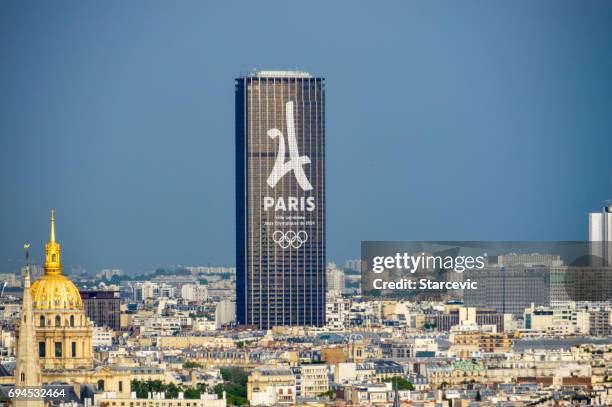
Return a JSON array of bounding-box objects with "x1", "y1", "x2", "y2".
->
[
  {"x1": 92, "y1": 326, "x2": 114, "y2": 347},
  {"x1": 589, "y1": 204, "x2": 612, "y2": 267},
  {"x1": 345, "y1": 259, "x2": 362, "y2": 271},
  {"x1": 180, "y1": 283, "x2": 208, "y2": 302},
  {"x1": 497, "y1": 253, "x2": 563, "y2": 267},
  {"x1": 464, "y1": 266, "x2": 551, "y2": 317},
  {"x1": 132, "y1": 281, "x2": 175, "y2": 301},
  {"x1": 236, "y1": 71, "x2": 326, "y2": 328},
  {"x1": 215, "y1": 299, "x2": 236, "y2": 329},
  {"x1": 291, "y1": 364, "x2": 329, "y2": 398},
  {"x1": 435, "y1": 307, "x2": 507, "y2": 333},
  {"x1": 588, "y1": 308, "x2": 612, "y2": 336},
  {"x1": 81, "y1": 290, "x2": 121, "y2": 331},
  {"x1": 326, "y1": 263, "x2": 345, "y2": 295},
  {"x1": 524, "y1": 304, "x2": 590, "y2": 336}
]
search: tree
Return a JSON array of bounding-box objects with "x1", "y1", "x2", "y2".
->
[
  {"x1": 383, "y1": 377, "x2": 415, "y2": 391},
  {"x1": 214, "y1": 368, "x2": 249, "y2": 406},
  {"x1": 196, "y1": 383, "x2": 209, "y2": 392},
  {"x1": 220, "y1": 367, "x2": 249, "y2": 386},
  {"x1": 131, "y1": 380, "x2": 180, "y2": 399},
  {"x1": 165, "y1": 383, "x2": 181, "y2": 399},
  {"x1": 184, "y1": 388, "x2": 201, "y2": 399},
  {"x1": 183, "y1": 361, "x2": 202, "y2": 369},
  {"x1": 317, "y1": 390, "x2": 335, "y2": 400}
]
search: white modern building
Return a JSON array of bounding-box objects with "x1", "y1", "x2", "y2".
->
[
  {"x1": 523, "y1": 303, "x2": 590, "y2": 336},
  {"x1": 326, "y1": 296, "x2": 351, "y2": 328},
  {"x1": 215, "y1": 299, "x2": 236, "y2": 329},
  {"x1": 292, "y1": 364, "x2": 329, "y2": 398},
  {"x1": 589, "y1": 204, "x2": 612, "y2": 267},
  {"x1": 97, "y1": 268, "x2": 123, "y2": 281},
  {"x1": 181, "y1": 283, "x2": 208, "y2": 302},
  {"x1": 133, "y1": 282, "x2": 176, "y2": 301},
  {"x1": 142, "y1": 316, "x2": 182, "y2": 336},
  {"x1": 345, "y1": 259, "x2": 362, "y2": 272},
  {"x1": 326, "y1": 263, "x2": 345, "y2": 295},
  {"x1": 92, "y1": 326, "x2": 114, "y2": 347}
]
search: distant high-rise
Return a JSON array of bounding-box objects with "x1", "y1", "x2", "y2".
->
[
  {"x1": 464, "y1": 266, "x2": 552, "y2": 317},
  {"x1": 589, "y1": 204, "x2": 612, "y2": 267},
  {"x1": 236, "y1": 71, "x2": 326, "y2": 328},
  {"x1": 326, "y1": 263, "x2": 345, "y2": 296},
  {"x1": 81, "y1": 290, "x2": 121, "y2": 331}
]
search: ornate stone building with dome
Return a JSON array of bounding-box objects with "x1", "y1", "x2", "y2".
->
[
  {"x1": 32, "y1": 209, "x2": 94, "y2": 370},
  {"x1": 14, "y1": 210, "x2": 131, "y2": 396}
]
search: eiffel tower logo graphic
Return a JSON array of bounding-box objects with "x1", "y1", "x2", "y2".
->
[{"x1": 266, "y1": 101, "x2": 313, "y2": 191}]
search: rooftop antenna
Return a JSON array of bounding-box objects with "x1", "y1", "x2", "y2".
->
[
  {"x1": 13, "y1": 242, "x2": 32, "y2": 298},
  {"x1": 24, "y1": 242, "x2": 30, "y2": 269},
  {"x1": 606, "y1": 175, "x2": 612, "y2": 206}
]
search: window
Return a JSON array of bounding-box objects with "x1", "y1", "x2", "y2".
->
[
  {"x1": 70, "y1": 315, "x2": 75, "y2": 327},
  {"x1": 40, "y1": 316, "x2": 45, "y2": 327},
  {"x1": 119, "y1": 381, "x2": 123, "y2": 392},
  {"x1": 39, "y1": 342, "x2": 46, "y2": 357},
  {"x1": 55, "y1": 341, "x2": 62, "y2": 357},
  {"x1": 51, "y1": 254, "x2": 56, "y2": 262},
  {"x1": 71, "y1": 342, "x2": 77, "y2": 357},
  {"x1": 98, "y1": 380, "x2": 105, "y2": 391},
  {"x1": 55, "y1": 315, "x2": 61, "y2": 327}
]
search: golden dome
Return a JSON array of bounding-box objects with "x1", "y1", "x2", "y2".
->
[
  {"x1": 31, "y1": 209, "x2": 83, "y2": 310},
  {"x1": 31, "y1": 273, "x2": 83, "y2": 309}
]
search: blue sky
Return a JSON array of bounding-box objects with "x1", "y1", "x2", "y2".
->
[{"x1": 1, "y1": 1, "x2": 611, "y2": 273}]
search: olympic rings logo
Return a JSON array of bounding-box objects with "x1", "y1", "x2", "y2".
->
[{"x1": 272, "y1": 230, "x2": 308, "y2": 249}]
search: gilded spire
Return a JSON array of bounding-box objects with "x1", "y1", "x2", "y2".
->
[
  {"x1": 15, "y1": 243, "x2": 43, "y2": 399},
  {"x1": 44, "y1": 209, "x2": 61, "y2": 274},
  {"x1": 32, "y1": 211, "x2": 84, "y2": 310},
  {"x1": 50, "y1": 208, "x2": 55, "y2": 243}
]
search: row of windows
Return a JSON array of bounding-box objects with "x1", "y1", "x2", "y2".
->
[
  {"x1": 103, "y1": 399, "x2": 208, "y2": 407},
  {"x1": 39, "y1": 314, "x2": 79, "y2": 327},
  {"x1": 39, "y1": 340, "x2": 78, "y2": 358}
]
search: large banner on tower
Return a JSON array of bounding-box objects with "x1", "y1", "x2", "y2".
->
[{"x1": 236, "y1": 72, "x2": 326, "y2": 328}]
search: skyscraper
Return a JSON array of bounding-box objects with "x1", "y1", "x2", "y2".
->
[
  {"x1": 236, "y1": 71, "x2": 325, "y2": 329},
  {"x1": 589, "y1": 204, "x2": 612, "y2": 267},
  {"x1": 464, "y1": 266, "x2": 551, "y2": 317}
]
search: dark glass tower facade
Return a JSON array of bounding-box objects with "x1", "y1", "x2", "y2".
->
[
  {"x1": 80, "y1": 290, "x2": 121, "y2": 331},
  {"x1": 236, "y1": 71, "x2": 325, "y2": 329}
]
